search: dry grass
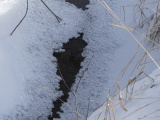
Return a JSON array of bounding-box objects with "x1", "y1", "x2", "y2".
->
[
  {"x1": 133, "y1": 0, "x2": 160, "y2": 46},
  {"x1": 39, "y1": 56, "x2": 93, "y2": 120},
  {"x1": 39, "y1": 0, "x2": 160, "y2": 120},
  {"x1": 91, "y1": 0, "x2": 160, "y2": 120}
]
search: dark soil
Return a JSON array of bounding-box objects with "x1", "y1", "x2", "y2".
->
[
  {"x1": 66, "y1": 0, "x2": 90, "y2": 10},
  {"x1": 48, "y1": 33, "x2": 87, "y2": 119}
]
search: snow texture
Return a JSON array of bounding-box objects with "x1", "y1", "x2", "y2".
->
[
  {"x1": 88, "y1": 0, "x2": 160, "y2": 120},
  {"x1": 0, "y1": 0, "x2": 160, "y2": 120},
  {"x1": 88, "y1": 68, "x2": 160, "y2": 120}
]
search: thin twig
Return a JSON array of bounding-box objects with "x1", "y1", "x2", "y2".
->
[
  {"x1": 99, "y1": 0, "x2": 160, "y2": 69},
  {"x1": 10, "y1": 0, "x2": 28, "y2": 35},
  {"x1": 57, "y1": 65, "x2": 79, "y2": 120},
  {"x1": 57, "y1": 65, "x2": 75, "y2": 96},
  {"x1": 39, "y1": 87, "x2": 85, "y2": 120},
  {"x1": 86, "y1": 94, "x2": 91, "y2": 120},
  {"x1": 139, "y1": 109, "x2": 160, "y2": 119},
  {"x1": 75, "y1": 55, "x2": 94, "y2": 94},
  {"x1": 40, "y1": 0, "x2": 62, "y2": 22},
  {"x1": 122, "y1": 100, "x2": 160, "y2": 120}
]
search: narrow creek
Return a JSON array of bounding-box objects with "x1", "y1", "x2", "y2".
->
[
  {"x1": 48, "y1": 0, "x2": 90, "y2": 119},
  {"x1": 65, "y1": 0, "x2": 90, "y2": 10},
  {"x1": 48, "y1": 33, "x2": 87, "y2": 119}
]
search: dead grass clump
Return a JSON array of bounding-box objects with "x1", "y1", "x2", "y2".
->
[
  {"x1": 92, "y1": 0, "x2": 160, "y2": 120},
  {"x1": 133, "y1": 0, "x2": 160, "y2": 46}
]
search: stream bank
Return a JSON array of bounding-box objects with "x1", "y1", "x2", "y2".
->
[{"x1": 48, "y1": 33, "x2": 87, "y2": 119}]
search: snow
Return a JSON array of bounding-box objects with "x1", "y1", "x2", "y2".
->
[
  {"x1": 0, "y1": 0, "x2": 17, "y2": 16},
  {"x1": 87, "y1": 0, "x2": 160, "y2": 120},
  {"x1": 0, "y1": 41, "x2": 24, "y2": 115},
  {"x1": 88, "y1": 68, "x2": 160, "y2": 120},
  {"x1": 0, "y1": 0, "x2": 160, "y2": 120},
  {"x1": 0, "y1": 0, "x2": 86, "y2": 119}
]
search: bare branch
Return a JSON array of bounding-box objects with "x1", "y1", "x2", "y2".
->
[
  {"x1": 40, "y1": 0, "x2": 62, "y2": 22},
  {"x1": 10, "y1": 0, "x2": 28, "y2": 35}
]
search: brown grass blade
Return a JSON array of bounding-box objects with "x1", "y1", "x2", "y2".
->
[
  {"x1": 111, "y1": 102, "x2": 116, "y2": 120},
  {"x1": 98, "y1": 0, "x2": 160, "y2": 70},
  {"x1": 39, "y1": 87, "x2": 85, "y2": 120},
  {"x1": 117, "y1": 82, "x2": 128, "y2": 112}
]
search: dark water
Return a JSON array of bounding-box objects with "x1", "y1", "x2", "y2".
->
[
  {"x1": 48, "y1": 33, "x2": 87, "y2": 119},
  {"x1": 66, "y1": 0, "x2": 90, "y2": 10}
]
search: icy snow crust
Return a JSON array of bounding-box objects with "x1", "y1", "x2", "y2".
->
[{"x1": 1, "y1": 0, "x2": 160, "y2": 120}]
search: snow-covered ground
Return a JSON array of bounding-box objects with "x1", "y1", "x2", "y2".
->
[
  {"x1": 88, "y1": 0, "x2": 160, "y2": 120},
  {"x1": 0, "y1": 0, "x2": 160, "y2": 120},
  {"x1": 88, "y1": 68, "x2": 160, "y2": 120}
]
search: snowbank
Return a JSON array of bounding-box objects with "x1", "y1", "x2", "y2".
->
[
  {"x1": 88, "y1": 68, "x2": 160, "y2": 120},
  {"x1": 87, "y1": 0, "x2": 160, "y2": 120}
]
